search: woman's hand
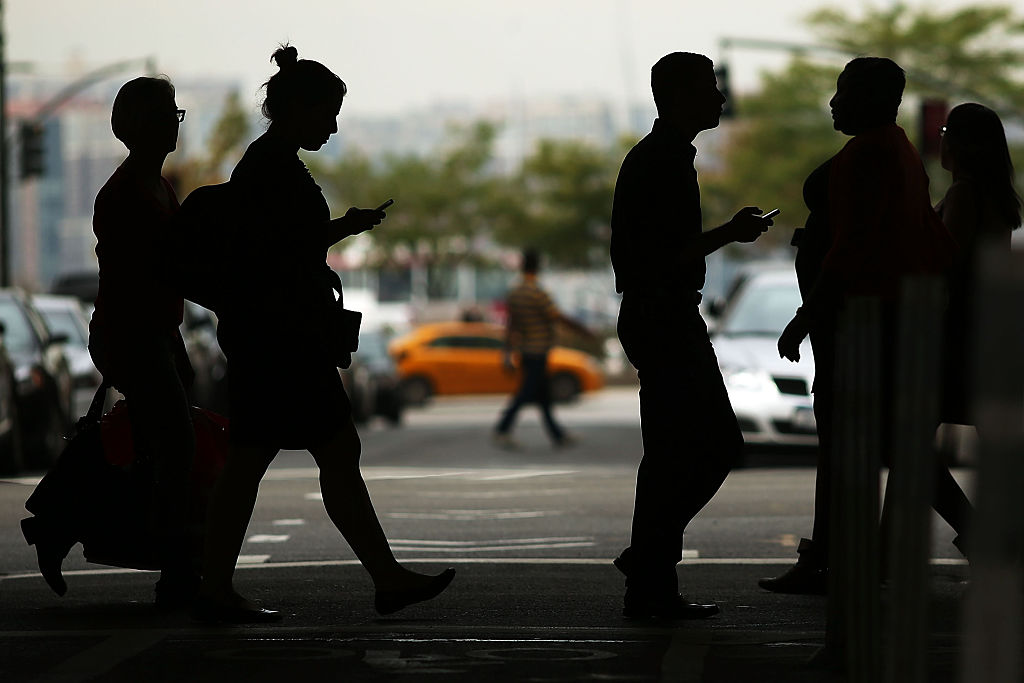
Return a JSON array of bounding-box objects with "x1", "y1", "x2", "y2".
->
[
  {"x1": 344, "y1": 206, "x2": 386, "y2": 236},
  {"x1": 778, "y1": 312, "x2": 810, "y2": 362}
]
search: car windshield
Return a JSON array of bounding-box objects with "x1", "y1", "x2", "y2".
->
[
  {"x1": 39, "y1": 309, "x2": 87, "y2": 348},
  {"x1": 0, "y1": 298, "x2": 38, "y2": 354},
  {"x1": 358, "y1": 332, "x2": 389, "y2": 362},
  {"x1": 720, "y1": 282, "x2": 802, "y2": 336}
]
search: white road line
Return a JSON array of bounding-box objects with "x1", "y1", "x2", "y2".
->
[
  {"x1": 0, "y1": 557, "x2": 969, "y2": 582},
  {"x1": 237, "y1": 554, "x2": 271, "y2": 564},
  {"x1": 386, "y1": 510, "x2": 559, "y2": 520},
  {"x1": 0, "y1": 476, "x2": 41, "y2": 486},
  {"x1": 388, "y1": 537, "x2": 592, "y2": 546},
  {"x1": 273, "y1": 519, "x2": 307, "y2": 526},
  {"x1": 392, "y1": 542, "x2": 595, "y2": 552},
  {"x1": 246, "y1": 534, "x2": 290, "y2": 543},
  {"x1": 417, "y1": 489, "x2": 574, "y2": 499}
]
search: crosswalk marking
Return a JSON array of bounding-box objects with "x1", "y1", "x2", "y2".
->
[
  {"x1": 386, "y1": 510, "x2": 559, "y2": 521},
  {"x1": 246, "y1": 534, "x2": 290, "y2": 543},
  {"x1": 273, "y1": 519, "x2": 306, "y2": 526}
]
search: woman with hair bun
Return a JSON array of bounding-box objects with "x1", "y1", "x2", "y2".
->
[{"x1": 195, "y1": 46, "x2": 454, "y2": 623}]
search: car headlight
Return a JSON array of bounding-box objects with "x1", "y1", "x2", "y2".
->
[{"x1": 722, "y1": 367, "x2": 774, "y2": 393}]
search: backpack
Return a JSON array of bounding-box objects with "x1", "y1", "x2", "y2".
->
[{"x1": 170, "y1": 182, "x2": 237, "y2": 313}]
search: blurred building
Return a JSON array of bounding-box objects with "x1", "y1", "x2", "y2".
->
[{"x1": 5, "y1": 70, "x2": 241, "y2": 292}]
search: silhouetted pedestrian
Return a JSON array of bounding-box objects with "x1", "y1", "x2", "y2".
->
[
  {"x1": 610, "y1": 52, "x2": 773, "y2": 619},
  {"x1": 492, "y1": 247, "x2": 594, "y2": 450},
  {"x1": 87, "y1": 77, "x2": 197, "y2": 607},
  {"x1": 195, "y1": 46, "x2": 454, "y2": 623},
  {"x1": 763, "y1": 57, "x2": 962, "y2": 594},
  {"x1": 936, "y1": 103, "x2": 1022, "y2": 427}
]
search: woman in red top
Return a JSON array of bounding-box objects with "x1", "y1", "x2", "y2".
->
[{"x1": 89, "y1": 76, "x2": 198, "y2": 607}]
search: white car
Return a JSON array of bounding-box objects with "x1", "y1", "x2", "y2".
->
[
  {"x1": 31, "y1": 294, "x2": 100, "y2": 390},
  {"x1": 709, "y1": 267, "x2": 817, "y2": 448}
]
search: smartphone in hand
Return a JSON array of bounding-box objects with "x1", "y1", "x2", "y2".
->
[
  {"x1": 761, "y1": 208, "x2": 780, "y2": 219},
  {"x1": 375, "y1": 199, "x2": 394, "y2": 212}
]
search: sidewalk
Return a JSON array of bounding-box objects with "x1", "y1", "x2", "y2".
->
[{"x1": 1, "y1": 560, "x2": 968, "y2": 682}]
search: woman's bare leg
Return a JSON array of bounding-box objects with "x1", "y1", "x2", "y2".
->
[
  {"x1": 308, "y1": 420, "x2": 435, "y2": 590},
  {"x1": 199, "y1": 442, "x2": 278, "y2": 605}
]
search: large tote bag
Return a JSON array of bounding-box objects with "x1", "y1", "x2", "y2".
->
[{"x1": 23, "y1": 384, "x2": 228, "y2": 574}]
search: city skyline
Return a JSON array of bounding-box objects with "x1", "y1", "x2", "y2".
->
[{"x1": 7, "y1": 0, "x2": 992, "y2": 118}]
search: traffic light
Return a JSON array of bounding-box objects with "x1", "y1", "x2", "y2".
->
[
  {"x1": 715, "y1": 65, "x2": 734, "y2": 118},
  {"x1": 19, "y1": 121, "x2": 45, "y2": 179},
  {"x1": 919, "y1": 99, "x2": 948, "y2": 159}
]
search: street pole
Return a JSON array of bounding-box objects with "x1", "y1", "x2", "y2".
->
[{"x1": 0, "y1": 0, "x2": 9, "y2": 287}]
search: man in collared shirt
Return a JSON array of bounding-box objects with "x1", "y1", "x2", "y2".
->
[
  {"x1": 610, "y1": 51, "x2": 773, "y2": 620},
  {"x1": 494, "y1": 247, "x2": 593, "y2": 449}
]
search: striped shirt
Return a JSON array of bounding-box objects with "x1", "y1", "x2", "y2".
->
[{"x1": 506, "y1": 276, "x2": 559, "y2": 354}]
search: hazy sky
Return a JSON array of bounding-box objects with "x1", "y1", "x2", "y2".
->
[{"x1": 7, "y1": 0, "x2": 1015, "y2": 117}]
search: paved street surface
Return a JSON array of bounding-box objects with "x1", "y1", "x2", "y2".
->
[{"x1": 0, "y1": 388, "x2": 972, "y2": 681}]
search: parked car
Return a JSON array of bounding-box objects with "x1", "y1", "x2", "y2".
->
[
  {"x1": 181, "y1": 301, "x2": 229, "y2": 415},
  {"x1": 31, "y1": 294, "x2": 101, "y2": 390},
  {"x1": 709, "y1": 267, "x2": 818, "y2": 449},
  {"x1": 340, "y1": 329, "x2": 404, "y2": 425},
  {"x1": 389, "y1": 321, "x2": 604, "y2": 404},
  {"x1": 0, "y1": 289, "x2": 75, "y2": 467},
  {"x1": 0, "y1": 330, "x2": 23, "y2": 474}
]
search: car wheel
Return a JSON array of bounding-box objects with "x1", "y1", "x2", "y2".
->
[
  {"x1": 27, "y1": 397, "x2": 67, "y2": 470},
  {"x1": 0, "y1": 393, "x2": 24, "y2": 475},
  {"x1": 550, "y1": 372, "x2": 581, "y2": 403},
  {"x1": 400, "y1": 376, "x2": 433, "y2": 406}
]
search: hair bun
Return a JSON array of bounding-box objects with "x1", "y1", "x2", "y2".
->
[{"x1": 271, "y1": 45, "x2": 298, "y2": 69}]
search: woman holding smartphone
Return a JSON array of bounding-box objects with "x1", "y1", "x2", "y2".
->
[{"x1": 195, "y1": 46, "x2": 453, "y2": 622}]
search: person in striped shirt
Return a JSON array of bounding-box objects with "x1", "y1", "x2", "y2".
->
[{"x1": 493, "y1": 248, "x2": 594, "y2": 449}]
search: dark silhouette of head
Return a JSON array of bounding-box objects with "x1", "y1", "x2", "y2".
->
[
  {"x1": 262, "y1": 45, "x2": 347, "y2": 151},
  {"x1": 111, "y1": 76, "x2": 178, "y2": 154},
  {"x1": 942, "y1": 102, "x2": 1022, "y2": 228},
  {"x1": 651, "y1": 52, "x2": 725, "y2": 135},
  {"x1": 830, "y1": 57, "x2": 904, "y2": 135},
  {"x1": 522, "y1": 247, "x2": 541, "y2": 275}
]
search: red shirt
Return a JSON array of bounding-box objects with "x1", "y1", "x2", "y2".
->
[
  {"x1": 824, "y1": 124, "x2": 956, "y2": 298},
  {"x1": 90, "y1": 166, "x2": 184, "y2": 360}
]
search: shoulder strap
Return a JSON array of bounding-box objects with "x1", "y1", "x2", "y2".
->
[{"x1": 86, "y1": 382, "x2": 110, "y2": 423}]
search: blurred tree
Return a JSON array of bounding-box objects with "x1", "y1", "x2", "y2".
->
[
  {"x1": 703, "y1": 3, "x2": 1024, "y2": 247},
  {"x1": 497, "y1": 137, "x2": 630, "y2": 268},
  {"x1": 314, "y1": 122, "x2": 507, "y2": 267},
  {"x1": 166, "y1": 90, "x2": 250, "y2": 196}
]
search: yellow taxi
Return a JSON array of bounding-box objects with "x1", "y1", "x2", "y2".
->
[{"x1": 388, "y1": 321, "x2": 604, "y2": 404}]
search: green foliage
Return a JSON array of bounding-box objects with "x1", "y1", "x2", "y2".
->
[
  {"x1": 167, "y1": 90, "x2": 250, "y2": 195},
  {"x1": 497, "y1": 138, "x2": 626, "y2": 268},
  {"x1": 312, "y1": 121, "x2": 631, "y2": 269},
  {"x1": 702, "y1": 59, "x2": 842, "y2": 240},
  {"x1": 707, "y1": 3, "x2": 1024, "y2": 244},
  {"x1": 807, "y1": 4, "x2": 1024, "y2": 110}
]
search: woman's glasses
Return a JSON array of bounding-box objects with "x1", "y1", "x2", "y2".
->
[{"x1": 939, "y1": 124, "x2": 948, "y2": 136}]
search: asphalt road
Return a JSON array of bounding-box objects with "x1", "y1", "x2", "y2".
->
[{"x1": 0, "y1": 387, "x2": 973, "y2": 682}]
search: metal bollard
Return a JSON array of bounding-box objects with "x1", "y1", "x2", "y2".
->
[
  {"x1": 825, "y1": 295, "x2": 883, "y2": 681},
  {"x1": 959, "y1": 247, "x2": 1024, "y2": 683},
  {"x1": 883, "y1": 275, "x2": 945, "y2": 683}
]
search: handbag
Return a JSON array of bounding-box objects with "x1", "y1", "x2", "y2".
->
[
  {"x1": 327, "y1": 277, "x2": 361, "y2": 370},
  {"x1": 23, "y1": 383, "x2": 229, "y2": 575}
]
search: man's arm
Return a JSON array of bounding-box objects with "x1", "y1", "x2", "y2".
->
[{"x1": 679, "y1": 207, "x2": 773, "y2": 263}]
